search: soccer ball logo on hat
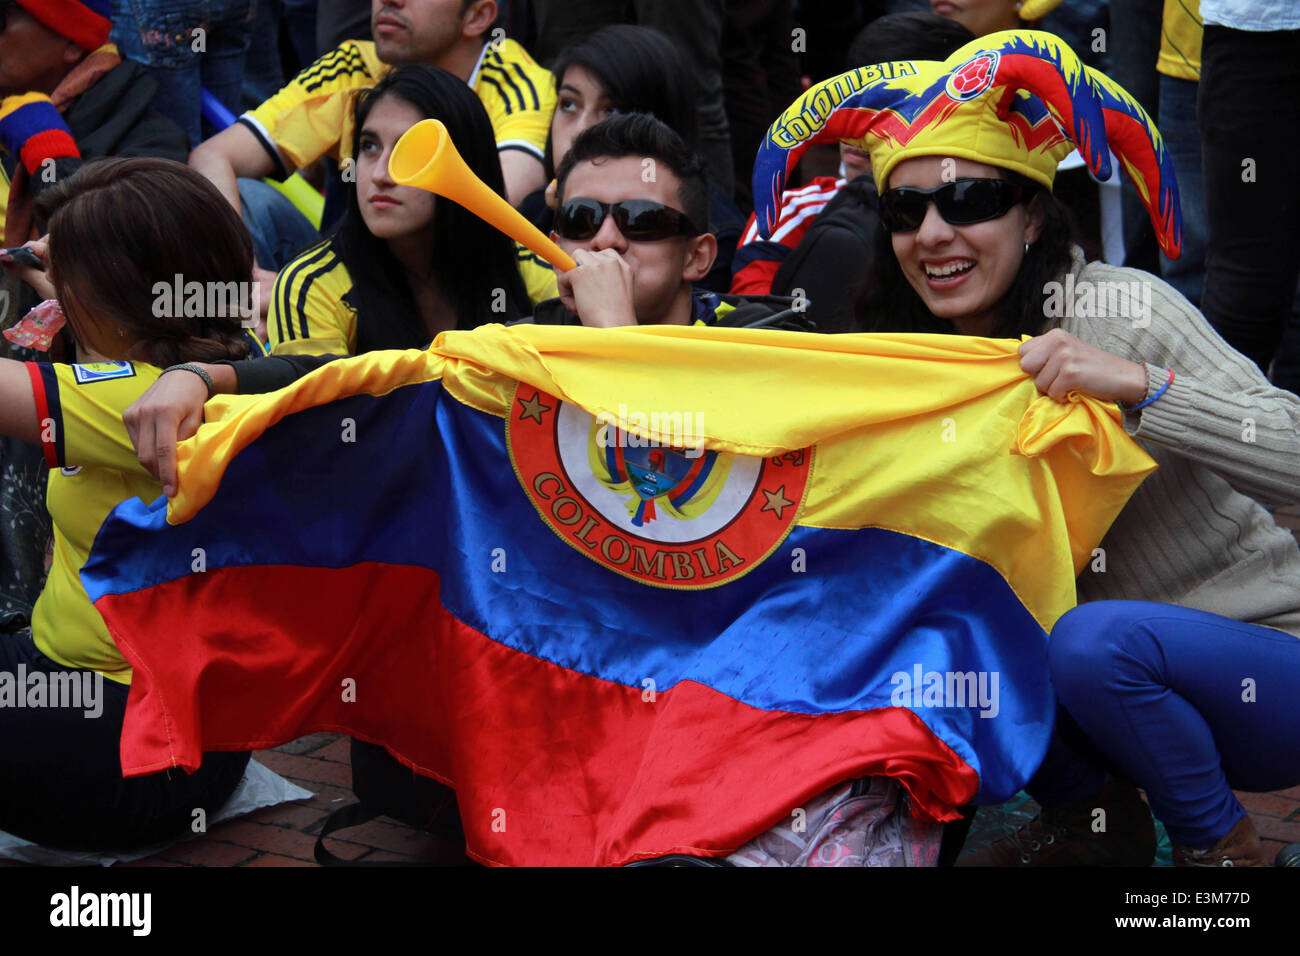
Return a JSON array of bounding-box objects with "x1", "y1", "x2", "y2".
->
[{"x1": 946, "y1": 52, "x2": 1000, "y2": 102}]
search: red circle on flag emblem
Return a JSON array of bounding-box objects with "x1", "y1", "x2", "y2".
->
[
  {"x1": 507, "y1": 386, "x2": 812, "y2": 589},
  {"x1": 946, "y1": 51, "x2": 999, "y2": 102}
]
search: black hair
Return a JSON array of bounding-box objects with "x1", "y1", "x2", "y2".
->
[
  {"x1": 547, "y1": 24, "x2": 698, "y2": 176},
  {"x1": 554, "y1": 113, "x2": 709, "y2": 234},
  {"x1": 845, "y1": 12, "x2": 976, "y2": 70},
  {"x1": 334, "y1": 64, "x2": 529, "y2": 351},
  {"x1": 855, "y1": 170, "x2": 1078, "y2": 337}
]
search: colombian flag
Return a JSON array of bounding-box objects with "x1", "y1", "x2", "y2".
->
[{"x1": 82, "y1": 325, "x2": 1154, "y2": 866}]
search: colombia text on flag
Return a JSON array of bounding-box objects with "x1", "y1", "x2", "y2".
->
[{"x1": 82, "y1": 325, "x2": 1155, "y2": 865}]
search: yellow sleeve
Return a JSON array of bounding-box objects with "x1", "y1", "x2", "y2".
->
[
  {"x1": 1157, "y1": 0, "x2": 1202, "y2": 80},
  {"x1": 515, "y1": 243, "x2": 558, "y2": 306},
  {"x1": 239, "y1": 41, "x2": 382, "y2": 176},
  {"x1": 268, "y1": 244, "x2": 358, "y2": 356},
  {"x1": 27, "y1": 361, "x2": 160, "y2": 471},
  {"x1": 476, "y1": 40, "x2": 556, "y2": 162}
]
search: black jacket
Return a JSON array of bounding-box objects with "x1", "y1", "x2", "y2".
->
[
  {"x1": 770, "y1": 175, "x2": 880, "y2": 334},
  {"x1": 25, "y1": 60, "x2": 189, "y2": 210}
]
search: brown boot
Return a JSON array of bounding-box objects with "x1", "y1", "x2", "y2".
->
[
  {"x1": 1172, "y1": 816, "x2": 1272, "y2": 867},
  {"x1": 955, "y1": 777, "x2": 1155, "y2": 866}
]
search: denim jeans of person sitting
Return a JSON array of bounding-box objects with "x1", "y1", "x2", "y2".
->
[
  {"x1": 1028, "y1": 601, "x2": 1300, "y2": 850},
  {"x1": 238, "y1": 177, "x2": 319, "y2": 271},
  {"x1": 111, "y1": 0, "x2": 255, "y2": 147}
]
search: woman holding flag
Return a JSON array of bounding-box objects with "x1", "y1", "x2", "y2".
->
[
  {"x1": 751, "y1": 30, "x2": 1300, "y2": 866},
  {"x1": 0, "y1": 158, "x2": 259, "y2": 850}
]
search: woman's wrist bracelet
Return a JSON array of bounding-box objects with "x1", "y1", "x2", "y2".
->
[
  {"x1": 163, "y1": 363, "x2": 216, "y2": 400},
  {"x1": 1124, "y1": 368, "x2": 1175, "y2": 412}
]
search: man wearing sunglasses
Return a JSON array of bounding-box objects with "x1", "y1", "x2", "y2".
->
[{"x1": 539, "y1": 112, "x2": 808, "y2": 332}]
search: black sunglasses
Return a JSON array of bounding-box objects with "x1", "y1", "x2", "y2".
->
[
  {"x1": 555, "y1": 198, "x2": 700, "y2": 242},
  {"x1": 879, "y1": 178, "x2": 1024, "y2": 233}
]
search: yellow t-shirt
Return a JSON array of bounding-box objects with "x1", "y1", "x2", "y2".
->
[
  {"x1": 268, "y1": 239, "x2": 558, "y2": 355},
  {"x1": 27, "y1": 360, "x2": 166, "y2": 685},
  {"x1": 1157, "y1": 0, "x2": 1202, "y2": 81},
  {"x1": 239, "y1": 38, "x2": 555, "y2": 178}
]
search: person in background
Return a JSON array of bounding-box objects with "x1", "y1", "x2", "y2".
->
[
  {"x1": 729, "y1": 11, "x2": 974, "y2": 320},
  {"x1": 192, "y1": 0, "x2": 555, "y2": 216},
  {"x1": 109, "y1": 0, "x2": 255, "y2": 147},
  {"x1": 1153, "y1": 0, "x2": 1205, "y2": 308},
  {"x1": 519, "y1": 23, "x2": 743, "y2": 292},
  {"x1": 720, "y1": 0, "x2": 803, "y2": 213},
  {"x1": 242, "y1": 0, "x2": 318, "y2": 105},
  {"x1": 1196, "y1": 0, "x2": 1300, "y2": 395},
  {"x1": 526, "y1": 0, "x2": 734, "y2": 197}
]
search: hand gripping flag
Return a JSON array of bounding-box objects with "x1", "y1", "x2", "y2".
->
[
  {"x1": 82, "y1": 325, "x2": 1155, "y2": 865},
  {"x1": 755, "y1": 29, "x2": 1181, "y2": 259}
]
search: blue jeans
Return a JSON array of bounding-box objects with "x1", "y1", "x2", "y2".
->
[
  {"x1": 1157, "y1": 75, "x2": 1207, "y2": 307},
  {"x1": 1038, "y1": 601, "x2": 1300, "y2": 848},
  {"x1": 242, "y1": 0, "x2": 318, "y2": 109},
  {"x1": 237, "y1": 177, "x2": 319, "y2": 270},
  {"x1": 111, "y1": 0, "x2": 255, "y2": 147}
]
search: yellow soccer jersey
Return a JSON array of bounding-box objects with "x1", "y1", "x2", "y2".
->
[
  {"x1": 26, "y1": 360, "x2": 166, "y2": 684},
  {"x1": 1157, "y1": 0, "x2": 1202, "y2": 80},
  {"x1": 240, "y1": 38, "x2": 554, "y2": 178},
  {"x1": 269, "y1": 242, "x2": 355, "y2": 355},
  {"x1": 516, "y1": 243, "x2": 559, "y2": 304},
  {"x1": 471, "y1": 39, "x2": 555, "y2": 164},
  {"x1": 269, "y1": 240, "x2": 559, "y2": 356}
]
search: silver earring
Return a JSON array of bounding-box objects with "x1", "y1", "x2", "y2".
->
[{"x1": 1024, "y1": 242, "x2": 1030, "y2": 254}]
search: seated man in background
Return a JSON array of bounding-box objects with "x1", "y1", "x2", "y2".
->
[{"x1": 190, "y1": 0, "x2": 555, "y2": 214}]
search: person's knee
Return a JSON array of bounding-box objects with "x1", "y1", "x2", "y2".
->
[{"x1": 1048, "y1": 601, "x2": 1159, "y2": 700}]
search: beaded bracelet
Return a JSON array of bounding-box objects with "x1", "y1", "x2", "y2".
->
[{"x1": 1124, "y1": 368, "x2": 1175, "y2": 412}]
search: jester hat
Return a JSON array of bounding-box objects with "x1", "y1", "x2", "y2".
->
[{"x1": 752, "y1": 30, "x2": 1181, "y2": 259}]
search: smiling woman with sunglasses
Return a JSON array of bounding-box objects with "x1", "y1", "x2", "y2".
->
[{"x1": 756, "y1": 31, "x2": 1300, "y2": 868}]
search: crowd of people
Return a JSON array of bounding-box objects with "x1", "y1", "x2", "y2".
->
[{"x1": 0, "y1": 0, "x2": 1297, "y2": 867}]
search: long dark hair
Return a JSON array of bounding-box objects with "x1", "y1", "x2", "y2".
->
[
  {"x1": 335, "y1": 64, "x2": 529, "y2": 351},
  {"x1": 36, "y1": 158, "x2": 251, "y2": 367},
  {"x1": 545, "y1": 24, "x2": 698, "y2": 176},
  {"x1": 856, "y1": 170, "x2": 1077, "y2": 337}
]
